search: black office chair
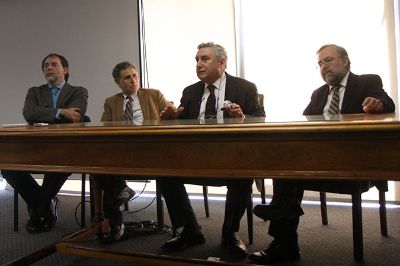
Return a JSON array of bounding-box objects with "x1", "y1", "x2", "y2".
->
[
  {"x1": 302, "y1": 180, "x2": 388, "y2": 261},
  {"x1": 258, "y1": 179, "x2": 388, "y2": 262}
]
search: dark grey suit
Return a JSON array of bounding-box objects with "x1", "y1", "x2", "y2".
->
[
  {"x1": 23, "y1": 83, "x2": 88, "y2": 124},
  {"x1": 159, "y1": 73, "x2": 265, "y2": 237},
  {"x1": 269, "y1": 72, "x2": 395, "y2": 239},
  {"x1": 2, "y1": 82, "x2": 88, "y2": 217}
]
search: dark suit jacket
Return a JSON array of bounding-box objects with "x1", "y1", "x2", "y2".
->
[
  {"x1": 101, "y1": 88, "x2": 172, "y2": 121},
  {"x1": 22, "y1": 83, "x2": 88, "y2": 124},
  {"x1": 298, "y1": 72, "x2": 395, "y2": 193},
  {"x1": 178, "y1": 73, "x2": 265, "y2": 119},
  {"x1": 303, "y1": 72, "x2": 395, "y2": 115}
]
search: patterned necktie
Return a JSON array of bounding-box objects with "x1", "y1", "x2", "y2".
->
[
  {"x1": 123, "y1": 95, "x2": 134, "y2": 122},
  {"x1": 50, "y1": 87, "x2": 59, "y2": 108},
  {"x1": 205, "y1": 85, "x2": 217, "y2": 119},
  {"x1": 327, "y1": 86, "x2": 341, "y2": 114}
]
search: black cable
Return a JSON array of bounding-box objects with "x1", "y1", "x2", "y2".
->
[
  {"x1": 131, "y1": 179, "x2": 148, "y2": 201},
  {"x1": 73, "y1": 181, "x2": 155, "y2": 227},
  {"x1": 124, "y1": 194, "x2": 155, "y2": 215},
  {"x1": 74, "y1": 199, "x2": 90, "y2": 228}
]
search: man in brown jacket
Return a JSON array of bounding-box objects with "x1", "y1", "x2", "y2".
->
[{"x1": 92, "y1": 61, "x2": 181, "y2": 242}]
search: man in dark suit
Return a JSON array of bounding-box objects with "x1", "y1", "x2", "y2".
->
[
  {"x1": 249, "y1": 44, "x2": 395, "y2": 265},
  {"x1": 158, "y1": 42, "x2": 265, "y2": 257},
  {"x1": 1, "y1": 53, "x2": 88, "y2": 234},
  {"x1": 91, "y1": 61, "x2": 178, "y2": 242}
]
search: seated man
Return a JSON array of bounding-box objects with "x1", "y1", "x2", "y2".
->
[
  {"x1": 1, "y1": 53, "x2": 88, "y2": 233},
  {"x1": 91, "y1": 61, "x2": 180, "y2": 241},
  {"x1": 249, "y1": 44, "x2": 395, "y2": 265},
  {"x1": 158, "y1": 42, "x2": 265, "y2": 258}
]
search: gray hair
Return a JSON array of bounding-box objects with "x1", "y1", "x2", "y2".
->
[
  {"x1": 197, "y1": 42, "x2": 227, "y2": 62},
  {"x1": 317, "y1": 44, "x2": 351, "y2": 68}
]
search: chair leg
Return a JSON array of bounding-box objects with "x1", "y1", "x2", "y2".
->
[
  {"x1": 80, "y1": 174, "x2": 86, "y2": 228},
  {"x1": 203, "y1": 185, "x2": 210, "y2": 218},
  {"x1": 260, "y1": 179, "x2": 266, "y2": 204},
  {"x1": 352, "y1": 193, "x2": 364, "y2": 262},
  {"x1": 246, "y1": 196, "x2": 254, "y2": 244},
  {"x1": 156, "y1": 181, "x2": 165, "y2": 230},
  {"x1": 378, "y1": 189, "x2": 388, "y2": 236},
  {"x1": 14, "y1": 189, "x2": 19, "y2": 232},
  {"x1": 89, "y1": 176, "x2": 95, "y2": 221},
  {"x1": 320, "y1": 192, "x2": 328, "y2": 225}
]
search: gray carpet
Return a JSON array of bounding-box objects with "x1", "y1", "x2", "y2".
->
[{"x1": 1, "y1": 189, "x2": 400, "y2": 266}]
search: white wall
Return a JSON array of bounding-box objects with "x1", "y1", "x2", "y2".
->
[
  {"x1": 141, "y1": 0, "x2": 237, "y2": 106},
  {"x1": 0, "y1": 0, "x2": 140, "y2": 123}
]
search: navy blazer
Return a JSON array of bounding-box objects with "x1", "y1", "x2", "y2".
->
[
  {"x1": 178, "y1": 73, "x2": 265, "y2": 119},
  {"x1": 23, "y1": 83, "x2": 88, "y2": 124},
  {"x1": 303, "y1": 72, "x2": 395, "y2": 115}
]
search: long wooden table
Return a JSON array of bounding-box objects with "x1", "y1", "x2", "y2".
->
[{"x1": 1, "y1": 113, "x2": 400, "y2": 265}]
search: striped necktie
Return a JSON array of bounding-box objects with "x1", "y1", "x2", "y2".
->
[
  {"x1": 123, "y1": 95, "x2": 134, "y2": 121},
  {"x1": 327, "y1": 86, "x2": 341, "y2": 114},
  {"x1": 205, "y1": 85, "x2": 217, "y2": 119}
]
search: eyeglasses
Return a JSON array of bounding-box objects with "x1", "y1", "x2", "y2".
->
[{"x1": 317, "y1": 57, "x2": 337, "y2": 68}]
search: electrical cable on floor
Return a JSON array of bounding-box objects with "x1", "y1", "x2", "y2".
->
[
  {"x1": 73, "y1": 181, "x2": 159, "y2": 228},
  {"x1": 74, "y1": 199, "x2": 90, "y2": 228}
]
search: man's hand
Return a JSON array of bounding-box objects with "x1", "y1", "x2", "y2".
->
[
  {"x1": 60, "y1": 108, "x2": 81, "y2": 122},
  {"x1": 362, "y1": 97, "x2": 384, "y2": 113},
  {"x1": 224, "y1": 102, "x2": 245, "y2": 118},
  {"x1": 160, "y1": 106, "x2": 184, "y2": 120}
]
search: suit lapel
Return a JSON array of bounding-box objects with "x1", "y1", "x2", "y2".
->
[
  {"x1": 41, "y1": 84, "x2": 53, "y2": 107},
  {"x1": 56, "y1": 83, "x2": 71, "y2": 107},
  {"x1": 318, "y1": 85, "x2": 330, "y2": 114},
  {"x1": 190, "y1": 83, "x2": 204, "y2": 118},
  {"x1": 341, "y1": 72, "x2": 356, "y2": 113},
  {"x1": 137, "y1": 89, "x2": 150, "y2": 120},
  {"x1": 224, "y1": 73, "x2": 234, "y2": 101},
  {"x1": 115, "y1": 93, "x2": 124, "y2": 121}
]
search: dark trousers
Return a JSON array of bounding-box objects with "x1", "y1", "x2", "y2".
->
[
  {"x1": 91, "y1": 175, "x2": 127, "y2": 226},
  {"x1": 268, "y1": 178, "x2": 373, "y2": 239},
  {"x1": 268, "y1": 179, "x2": 303, "y2": 239},
  {"x1": 1, "y1": 170, "x2": 69, "y2": 217},
  {"x1": 158, "y1": 178, "x2": 253, "y2": 238}
]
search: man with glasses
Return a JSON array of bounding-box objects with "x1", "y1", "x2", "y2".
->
[
  {"x1": 158, "y1": 42, "x2": 265, "y2": 258},
  {"x1": 249, "y1": 44, "x2": 395, "y2": 265}
]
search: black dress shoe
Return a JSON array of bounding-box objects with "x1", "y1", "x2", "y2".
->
[
  {"x1": 248, "y1": 238, "x2": 300, "y2": 265},
  {"x1": 221, "y1": 233, "x2": 247, "y2": 258},
  {"x1": 25, "y1": 210, "x2": 42, "y2": 234},
  {"x1": 253, "y1": 200, "x2": 304, "y2": 221},
  {"x1": 103, "y1": 223, "x2": 125, "y2": 242},
  {"x1": 161, "y1": 229, "x2": 206, "y2": 251},
  {"x1": 41, "y1": 197, "x2": 59, "y2": 232}
]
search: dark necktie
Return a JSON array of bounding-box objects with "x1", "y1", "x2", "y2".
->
[
  {"x1": 124, "y1": 95, "x2": 134, "y2": 121},
  {"x1": 50, "y1": 87, "x2": 59, "y2": 108},
  {"x1": 327, "y1": 86, "x2": 341, "y2": 114},
  {"x1": 205, "y1": 85, "x2": 217, "y2": 119}
]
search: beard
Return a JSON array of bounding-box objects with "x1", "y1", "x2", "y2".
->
[
  {"x1": 323, "y1": 72, "x2": 341, "y2": 86},
  {"x1": 45, "y1": 74, "x2": 57, "y2": 83}
]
